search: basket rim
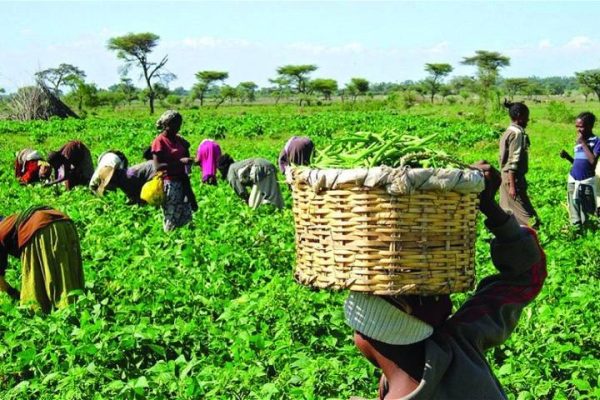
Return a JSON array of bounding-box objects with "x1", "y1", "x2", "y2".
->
[{"x1": 287, "y1": 165, "x2": 485, "y2": 195}]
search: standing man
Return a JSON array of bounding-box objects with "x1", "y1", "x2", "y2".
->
[
  {"x1": 499, "y1": 100, "x2": 540, "y2": 228},
  {"x1": 559, "y1": 112, "x2": 600, "y2": 228}
]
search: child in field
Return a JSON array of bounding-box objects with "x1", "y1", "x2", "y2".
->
[
  {"x1": 559, "y1": 112, "x2": 600, "y2": 227},
  {"x1": 14, "y1": 148, "x2": 51, "y2": 185},
  {"x1": 278, "y1": 136, "x2": 315, "y2": 173},
  {"x1": 347, "y1": 162, "x2": 546, "y2": 399},
  {"x1": 0, "y1": 206, "x2": 84, "y2": 313},
  {"x1": 498, "y1": 100, "x2": 541, "y2": 228},
  {"x1": 196, "y1": 139, "x2": 222, "y2": 185},
  {"x1": 46, "y1": 141, "x2": 94, "y2": 190},
  {"x1": 217, "y1": 154, "x2": 284, "y2": 209}
]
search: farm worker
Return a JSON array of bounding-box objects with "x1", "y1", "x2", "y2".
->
[
  {"x1": 346, "y1": 162, "x2": 546, "y2": 399},
  {"x1": 151, "y1": 110, "x2": 197, "y2": 231},
  {"x1": 217, "y1": 154, "x2": 284, "y2": 209},
  {"x1": 278, "y1": 136, "x2": 315, "y2": 173},
  {"x1": 559, "y1": 112, "x2": 600, "y2": 227},
  {"x1": 89, "y1": 150, "x2": 129, "y2": 195},
  {"x1": 14, "y1": 148, "x2": 52, "y2": 185},
  {"x1": 107, "y1": 161, "x2": 157, "y2": 205},
  {"x1": 0, "y1": 206, "x2": 84, "y2": 314},
  {"x1": 196, "y1": 139, "x2": 222, "y2": 185},
  {"x1": 46, "y1": 141, "x2": 94, "y2": 190},
  {"x1": 498, "y1": 100, "x2": 541, "y2": 228}
]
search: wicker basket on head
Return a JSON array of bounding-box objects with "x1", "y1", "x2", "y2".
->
[{"x1": 287, "y1": 166, "x2": 485, "y2": 295}]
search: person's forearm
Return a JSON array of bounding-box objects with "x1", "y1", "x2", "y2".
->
[
  {"x1": 581, "y1": 142, "x2": 596, "y2": 164},
  {"x1": 480, "y1": 201, "x2": 510, "y2": 228}
]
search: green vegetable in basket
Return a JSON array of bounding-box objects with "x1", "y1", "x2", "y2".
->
[{"x1": 313, "y1": 130, "x2": 464, "y2": 168}]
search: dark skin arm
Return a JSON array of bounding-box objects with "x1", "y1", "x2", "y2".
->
[
  {"x1": 559, "y1": 150, "x2": 574, "y2": 164},
  {"x1": 577, "y1": 132, "x2": 598, "y2": 165},
  {"x1": 353, "y1": 162, "x2": 508, "y2": 399}
]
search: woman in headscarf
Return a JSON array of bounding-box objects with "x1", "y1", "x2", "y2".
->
[
  {"x1": 89, "y1": 150, "x2": 129, "y2": 195},
  {"x1": 278, "y1": 136, "x2": 315, "y2": 173},
  {"x1": 14, "y1": 148, "x2": 52, "y2": 185},
  {"x1": 196, "y1": 139, "x2": 222, "y2": 185},
  {"x1": 151, "y1": 110, "x2": 197, "y2": 231},
  {"x1": 0, "y1": 206, "x2": 84, "y2": 313},
  {"x1": 46, "y1": 141, "x2": 94, "y2": 190},
  {"x1": 217, "y1": 154, "x2": 284, "y2": 209}
]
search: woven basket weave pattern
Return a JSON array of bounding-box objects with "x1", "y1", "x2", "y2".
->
[{"x1": 291, "y1": 179, "x2": 480, "y2": 295}]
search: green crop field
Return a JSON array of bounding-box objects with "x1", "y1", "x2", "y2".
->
[{"x1": 0, "y1": 101, "x2": 599, "y2": 399}]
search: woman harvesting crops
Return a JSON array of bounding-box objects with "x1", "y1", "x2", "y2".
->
[
  {"x1": 196, "y1": 139, "x2": 221, "y2": 185},
  {"x1": 46, "y1": 140, "x2": 94, "y2": 190},
  {"x1": 278, "y1": 136, "x2": 314, "y2": 173},
  {"x1": 14, "y1": 148, "x2": 51, "y2": 185},
  {"x1": 89, "y1": 150, "x2": 128, "y2": 195},
  {"x1": 0, "y1": 206, "x2": 84, "y2": 313},
  {"x1": 498, "y1": 100, "x2": 540, "y2": 228},
  {"x1": 151, "y1": 110, "x2": 197, "y2": 231},
  {"x1": 346, "y1": 162, "x2": 546, "y2": 399},
  {"x1": 218, "y1": 154, "x2": 284, "y2": 209}
]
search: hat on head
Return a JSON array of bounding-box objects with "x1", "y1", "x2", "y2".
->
[
  {"x1": 344, "y1": 292, "x2": 433, "y2": 345},
  {"x1": 95, "y1": 166, "x2": 116, "y2": 196}
]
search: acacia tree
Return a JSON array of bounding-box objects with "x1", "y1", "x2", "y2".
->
[
  {"x1": 237, "y1": 81, "x2": 258, "y2": 103},
  {"x1": 346, "y1": 77, "x2": 369, "y2": 102},
  {"x1": 191, "y1": 71, "x2": 229, "y2": 106},
  {"x1": 107, "y1": 32, "x2": 170, "y2": 114},
  {"x1": 423, "y1": 63, "x2": 453, "y2": 103},
  {"x1": 310, "y1": 78, "x2": 338, "y2": 100},
  {"x1": 275, "y1": 64, "x2": 317, "y2": 105},
  {"x1": 576, "y1": 70, "x2": 600, "y2": 101},
  {"x1": 461, "y1": 50, "x2": 510, "y2": 103},
  {"x1": 503, "y1": 78, "x2": 529, "y2": 99},
  {"x1": 215, "y1": 85, "x2": 237, "y2": 108},
  {"x1": 35, "y1": 64, "x2": 86, "y2": 94},
  {"x1": 268, "y1": 76, "x2": 291, "y2": 104}
]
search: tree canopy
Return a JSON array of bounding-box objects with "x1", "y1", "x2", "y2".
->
[
  {"x1": 107, "y1": 32, "x2": 170, "y2": 114},
  {"x1": 275, "y1": 64, "x2": 317, "y2": 96},
  {"x1": 423, "y1": 63, "x2": 453, "y2": 103},
  {"x1": 576, "y1": 70, "x2": 600, "y2": 101},
  {"x1": 35, "y1": 64, "x2": 86, "y2": 94},
  {"x1": 192, "y1": 71, "x2": 229, "y2": 106}
]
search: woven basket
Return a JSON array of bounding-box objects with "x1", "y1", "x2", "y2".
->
[{"x1": 288, "y1": 166, "x2": 483, "y2": 295}]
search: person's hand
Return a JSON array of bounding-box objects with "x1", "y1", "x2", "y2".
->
[
  {"x1": 471, "y1": 161, "x2": 509, "y2": 227},
  {"x1": 559, "y1": 149, "x2": 569, "y2": 159},
  {"x1": 180, "y1": 157, "x2": 193, "y2": 165},
  {"x1": 577, "y1": 132, "x2": 586, "y2": 145}
]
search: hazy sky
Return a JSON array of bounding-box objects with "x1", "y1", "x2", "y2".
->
[{"x1": 2, "y1": 1, "x2": 600, "y2": 92}]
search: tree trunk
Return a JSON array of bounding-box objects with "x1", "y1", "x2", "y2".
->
[
  {"x1": 431, "y1": 92, "x2": 435, "y2": 103},
  {"x1": 149, "y1": 92, "x2": 155, "y2": 115}
]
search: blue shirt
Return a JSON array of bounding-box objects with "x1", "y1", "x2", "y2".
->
[{"x1": 570, "y1": 135, "x2": 600, "y2": 180}]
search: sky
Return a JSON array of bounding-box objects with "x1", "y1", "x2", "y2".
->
[{"x1": 2, "y1": 1, "x2": 600, "y2": 92}]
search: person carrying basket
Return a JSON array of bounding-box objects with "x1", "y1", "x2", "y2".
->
[{"x1": 346, "y1": 162, "x2": 547, "y2": 399}]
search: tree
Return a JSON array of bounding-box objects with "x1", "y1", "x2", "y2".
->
[
  {"x1": 275, "y1": 64, "x2": 317, "y2": 104},
  {"x1": 107, "y1": 32, "x2": 171, "y2": 114},
  {"x1": 310, "y1": 78, "x2": 338, "y2": 100},
  {"x1": 237, "y1": 81, "x2": 258, "y2": 103},
  {"x1": 192, "y1": 71, "x2": 229, "y2": 106},
  {"x1": 461, "y1": 50, "x2": 510, "y2": 103},
  {"x1": 268, "y1": 77, "x2": 291, "y2": 104},
  {"x1": 346, "y1": 77, "x2": 369, "y2": 102},
  {"x1": 65, "y1": 77, "x2": 99, "y2": 112},
  {"x1": 576, "y1": 70, "x2": 600, "y2": 101},
  {"x1": 215, "y1": 85, "x2": 237, "y2": 108},
  {"x1": 35, "y1": 64, "x2": 86, "y2": 95},
  {"x1": 503, "y1": 78, "x2": 530, "y2": 99},
  {"x1": 423, "y1": 63, "x2": 453, "y2": 103}
]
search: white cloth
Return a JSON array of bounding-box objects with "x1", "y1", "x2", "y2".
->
[
  {"x1": 89, "y1": 152, "x2": 126, "y2": 190},
  {"x1": 344, "y1": 292, "x2": 433, "y2": 345},
  {"x1": 567, "y1": 174, "x2": 598, "y2": 206},
  {"x1": 287, "y1": 166, "x2": 484, "y2": 195}
]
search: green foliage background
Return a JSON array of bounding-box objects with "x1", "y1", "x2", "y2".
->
[{"x1": 0, "y1": 102, "x2": 598, "y2": 399}]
